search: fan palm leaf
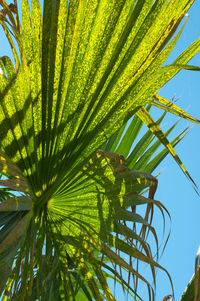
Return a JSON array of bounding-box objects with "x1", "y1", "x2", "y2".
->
[
  {"x1": 0, "y1": 0, "x2": 199, "y2": 300},
  {"x1": 104, "y1": 105, "x2": 190, "y2": 296}
]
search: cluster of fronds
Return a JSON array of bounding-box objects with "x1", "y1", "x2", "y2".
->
[{"x1": 0, "y1": 0, "x2": 200, "y2": 300}]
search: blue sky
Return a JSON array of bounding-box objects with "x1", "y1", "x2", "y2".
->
[
  {"x1": 151, "y1": 2, "x2": 200, "y2": 300},
  {"x1": 0, "y1": 1, "x2": 200, "y2": 301}
]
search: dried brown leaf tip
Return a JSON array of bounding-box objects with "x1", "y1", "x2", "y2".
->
[
  {"x1": 0, "y1": 3, "x2": 17, "y2": 17},
  {"x1": 8, "y1": 3, "x2": 17, "y2": 13}
]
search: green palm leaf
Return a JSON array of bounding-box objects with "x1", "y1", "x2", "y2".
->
[
  {"x1": 180, "y1": 246, "x2": 200, "y2": 301},
  {"x1": 104, "y1": 106, "x2": 188, "y2": 296},
  {"x1": 0, "y1": 0, "x2": 199, "y2": 300}
]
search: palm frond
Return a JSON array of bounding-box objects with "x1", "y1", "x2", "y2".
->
[
  {"x1": 104, "y1": 106, "x2": 188, "y2": 297},
  {"x1": 180, "y1": 246, "x2": 200, "y2": 301},
  {"x1": 0, "y1": 0, "x2": 199, "y2": 300}
]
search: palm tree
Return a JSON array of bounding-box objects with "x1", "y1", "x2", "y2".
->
[{"x1": 0, "y1": 0, "x2": 199, "y2": 300}]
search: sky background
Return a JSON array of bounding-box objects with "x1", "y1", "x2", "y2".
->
[
  {"x1": 148, "y1": 2, "x2": 200, "y2": 300},
  {"x1": 0, "y1": 1, "x2": 200, "y2": 301}
]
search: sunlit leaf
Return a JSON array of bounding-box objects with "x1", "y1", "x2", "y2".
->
[
  {"x1": 180, "y1": 246, "x2": 200, "y2": 301},
  {"x1": 0, "y1": 0, "x2": 199, "y2": 300}
]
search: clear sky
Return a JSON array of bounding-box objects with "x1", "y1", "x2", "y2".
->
[
  {"x1": 0, "y1": 1, "x2": 200, "y2": 301},
  {"x1": 147, "y1": 2, "x2": 200, "y2": 300}
]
